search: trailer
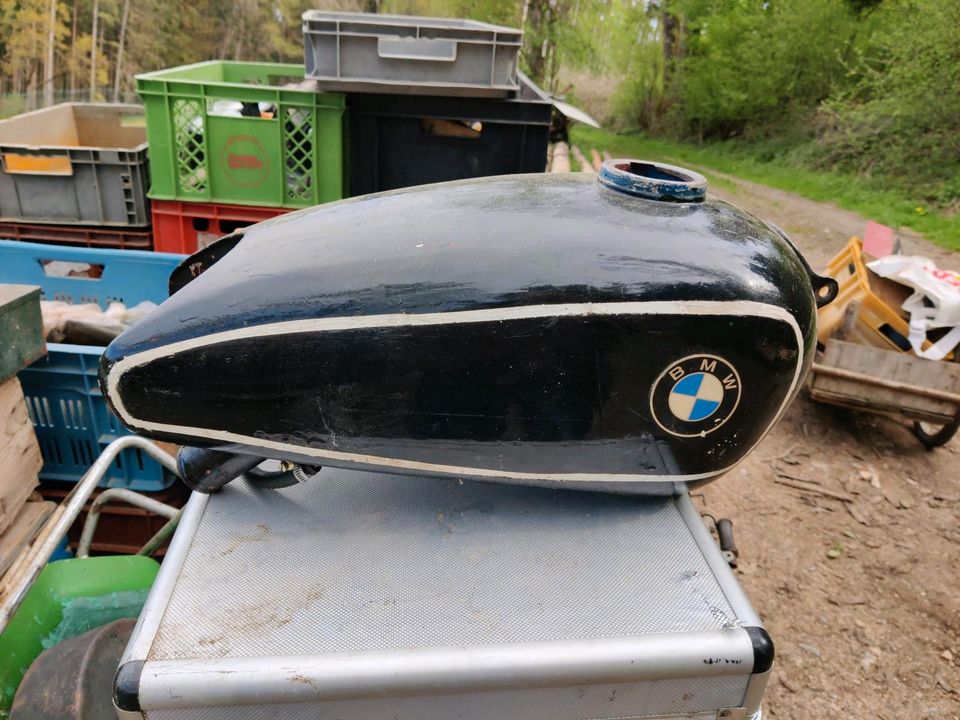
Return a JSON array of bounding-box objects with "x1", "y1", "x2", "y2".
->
[
  {"x1": 811, "y1": 237, "x2": 960, "y2": 448},
  {"x1": 810, "y1": 338, "x2": 960, "y2": 448}
]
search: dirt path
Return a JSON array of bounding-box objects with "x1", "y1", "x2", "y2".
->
[{"x1": 692, "y1": 174, "x2": 960, "y2": 718}]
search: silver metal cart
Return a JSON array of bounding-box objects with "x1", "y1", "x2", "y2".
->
[{"x1": 115, "y1": 469, "x2": 772, "y2": 720}]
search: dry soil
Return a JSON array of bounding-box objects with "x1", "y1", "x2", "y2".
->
[{"x1": 698, "y1": 174, "x2": 960, "y2": 719}]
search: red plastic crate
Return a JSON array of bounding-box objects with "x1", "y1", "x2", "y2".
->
[
  {"x1": 151, "y1": 198, "x2": 290, "y2": 254},
  {"x1": 0, "y1": 220, "x2": 152, "y2": 249}
]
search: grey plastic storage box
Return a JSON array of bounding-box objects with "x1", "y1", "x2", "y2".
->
[
  {"x1": 303, "y1": 10, "x2": 522, "y2": 97},
  {"x1": 115, "y1": 470, "x2": 773, "y2": 719},
  {"x1": 0, "y1": 103, "x2": 149, "y2": 227}
]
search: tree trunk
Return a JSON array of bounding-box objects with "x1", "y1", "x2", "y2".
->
[
  {"x1": 113, "y1": 0, "x2": 130, "y2": 102},
  {"x1": 522, "y1": 0, "x2": 547, "y2": 85},
  {"x1": 89, "y1": 0, "x2": 98, "y2": 100},
  {"x1": 661, "y1": 3, "x2": 684, "y2": 79},
  {"x1": 522, "y1": 0, "x2": 566, "y2": 91},
  {"x1": 69, "y1": 0, "x2": 78, "y2": 94},
  {"x1": 44, "y1": 0, "x2": 56, "y2": 107},
  {"x1": 28, "y1": 18, "x2": 39, "y2": 110}
]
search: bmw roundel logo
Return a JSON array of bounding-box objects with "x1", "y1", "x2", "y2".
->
[{"x1": 650, "y1": 354, "x2": 741, "y2": 437}]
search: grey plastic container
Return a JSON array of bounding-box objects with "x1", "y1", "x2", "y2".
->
[
  {"x1": 0, "y1": 103, "x2": 149, "y2": 227},
  {"x1": 303, "y1": 10, "x2": 522, "y2": 97}
]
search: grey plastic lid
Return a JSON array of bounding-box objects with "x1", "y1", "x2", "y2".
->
[{"x1": 599, "y1": 159, "x2": 707, "y2": 202}]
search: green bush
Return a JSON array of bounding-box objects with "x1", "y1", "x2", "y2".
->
[
  {"x1": 813, "y1": 0, "x2": 960, "y2": 203},
  {"x1": 670, "y1": 0, "x2": 858, "y2": 139},
  {"x1": 608, "y1": 0, "x2": 960, "y2": 215}
]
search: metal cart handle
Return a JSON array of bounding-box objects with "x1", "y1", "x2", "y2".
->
[
  {"x1": 76, "y1": 487, "x2": 181, "y2": 559},
  {"x1": 0, "y1": 436, "x2": 179, "y2": 635}
]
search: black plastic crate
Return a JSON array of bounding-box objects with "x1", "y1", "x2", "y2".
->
[{"x1": 349, "y1": 72, "x2": 551, "y2": 196}]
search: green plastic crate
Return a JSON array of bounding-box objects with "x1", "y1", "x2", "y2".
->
[
  {"x1": 0, "y1": 555, "x2": 160, "y2": 715},
  {"x1": 136, "y1": 61, "x2": 344, "y2": 209}
]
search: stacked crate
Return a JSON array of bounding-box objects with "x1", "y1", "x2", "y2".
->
[
  {"x1": 0, "y1": 240, "x2": 182, "y2": 490},
  {"x1": 134, "y1": 12, "x2": 552, "y2": 253},
  {"x1": 136, "y1": 61, "x2": 346, "y2": 253},
  {"x1": 0, "y1": 103, "x2": 152, "y2": 248},
  {"x1": 0, "y1": 11, "x2": 552, "y2": 490},
  {"x1": 303, "y1": 11, "x2": 553, "y2": 196},
  {"x1": 0, "y1": 107, "x2": 186, "y2": 554},
  {"x1": 0, "y1": 284, "x2": 54, "y2": 577},
  {"x1": 0, "y1": 240, "x2": 189, "y2": 554}
]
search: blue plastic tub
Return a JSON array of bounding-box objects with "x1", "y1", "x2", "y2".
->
[{"x1": 0, "y1": 241, "x2": 184, "y2": 489}]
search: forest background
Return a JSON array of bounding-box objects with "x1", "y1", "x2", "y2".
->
[{"x1": 1, "y1": 0, "x2": 956, "y2": 244}]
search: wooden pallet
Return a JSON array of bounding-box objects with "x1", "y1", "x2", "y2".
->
[
  {"x1": 0, "y1": 377, "x2": 43, "y2": 536},
  {"x1": 0, "y1": 500, "x2": 55, "y2": 580}
]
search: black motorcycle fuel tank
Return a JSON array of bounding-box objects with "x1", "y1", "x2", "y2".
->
[{"x1": 100, "y1": 160, "x2": 835, "y2": 494}]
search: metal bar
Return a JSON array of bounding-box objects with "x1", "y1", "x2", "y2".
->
[
  {"x1": 0, "y1": 436, "x2": 179, "y2": 635},
  {"x1": 138, "y1": 630, "x2": 755, "y2": 709},
  {"x1": 811, "y1": 362, "x2": 960, "y2": 404},
  {"x1": 76, "y1": 487, "x2": 180, "y2": 558},
  {"x1": 675, "y1": 492, "x2": 762, "y2": 628},
  {"x1": 136, "y1": 510, "x2": 182, "y2": 557},
  {"x1": 119, "y1": 491, "x2": 210, "y2": 666}
]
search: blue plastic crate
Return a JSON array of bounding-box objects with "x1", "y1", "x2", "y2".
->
[{"x1": 0, "y1": 240, "x2": 185, "y2": 489}]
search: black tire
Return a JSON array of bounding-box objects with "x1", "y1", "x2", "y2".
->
[{"x1": 912, "y1": 413, "x2": 960, "y2": 449}]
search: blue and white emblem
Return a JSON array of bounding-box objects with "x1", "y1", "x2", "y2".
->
[{"x1": 650, "y1": 354, "x2": 741, "y2": 437}]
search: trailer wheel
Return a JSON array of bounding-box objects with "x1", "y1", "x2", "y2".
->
[{"x1": 912, "y1": 413, "x2": 960, "y2": 449}]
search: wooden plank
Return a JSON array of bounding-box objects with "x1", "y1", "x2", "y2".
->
[
  {"x1": 810, "y1": 340, "x2": 960, "y2": 422},
  {"x1": 0, "y1": 377, "x2": 42, "y2": 535},
  {"x1": 551, "y1": 142, "x2": 570, "y2": 173},
  {"x1": 590, "y1": 148, "x2": 603, "y2": 172},
  {"x1": 0, "y1": 500, "x2": 55, "y2": 580},
  {"x1": 0, "y1": 284, "x2": 46, "y2": 383},
  {"x1": 570, "y1": 145, "x2": 595, "y2": 173}
]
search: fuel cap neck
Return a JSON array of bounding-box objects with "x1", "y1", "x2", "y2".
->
[{"x1": 599, "y1": 159, "x2": 707, "y2": 202}]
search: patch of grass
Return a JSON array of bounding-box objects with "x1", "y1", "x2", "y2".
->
[{"x1": 571, "y1": 126, "x2": 960, "y2": 252}]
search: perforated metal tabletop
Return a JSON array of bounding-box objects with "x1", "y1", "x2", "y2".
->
[{"x1": 142, "y1": 469, "x2": 752, "y2": 661}]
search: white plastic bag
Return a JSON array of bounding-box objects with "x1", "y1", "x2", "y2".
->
[{"x1": 867, "y1": 255, "x2": 960, "y2": 361}]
